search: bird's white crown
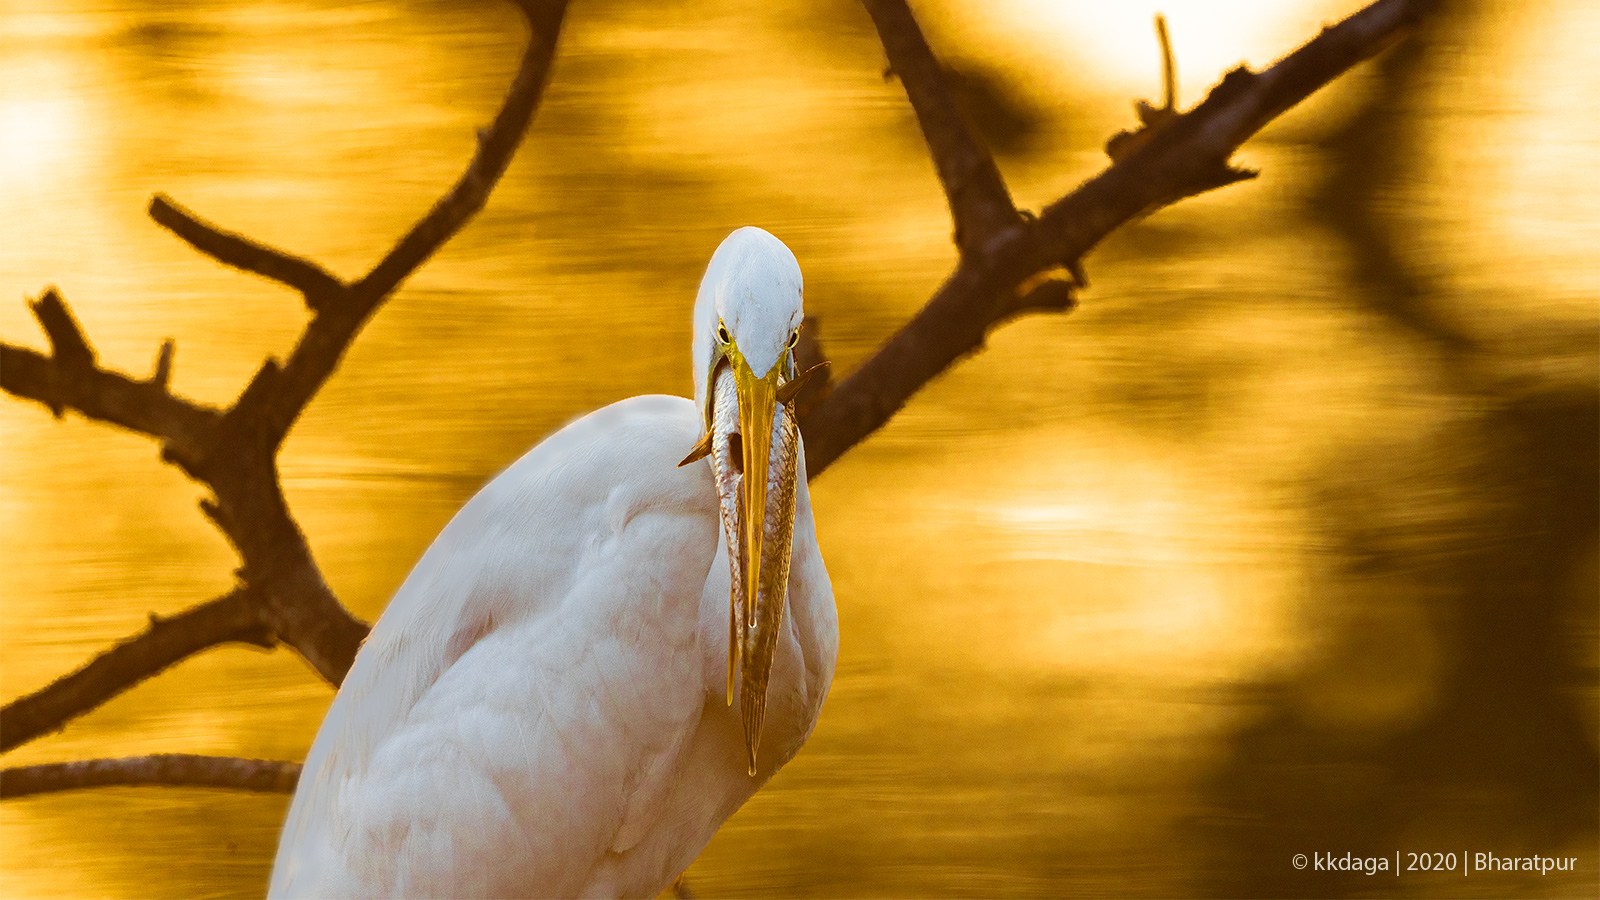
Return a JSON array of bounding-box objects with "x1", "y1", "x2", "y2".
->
[{"x1": 692, "y1": 227, "x2": 803, "y2": 407}]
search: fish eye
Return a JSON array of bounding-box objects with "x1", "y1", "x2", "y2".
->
[{"x1": 717, "y1": 321, "x2": 730, "y2": 344}]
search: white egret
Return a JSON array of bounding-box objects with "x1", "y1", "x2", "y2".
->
[{"x1": 269, "y1": 227, "x2": 838, "y2": 898}]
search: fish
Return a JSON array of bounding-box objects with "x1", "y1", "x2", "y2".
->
[{"x1": 706, "y1": 360, "x2": 801, "y2": 772}]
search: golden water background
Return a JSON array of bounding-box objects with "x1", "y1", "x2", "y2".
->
[{"x1": 2, "y1": 0, "x2": 1595, "y2": 897}]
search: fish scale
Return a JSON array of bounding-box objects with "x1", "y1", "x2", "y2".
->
[{"x1": 707, "y1": 362, "x2": 801, "y2": 772}]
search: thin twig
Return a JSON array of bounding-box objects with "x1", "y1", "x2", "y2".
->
[
  {"x1": 1, "y1": 755, "x2": 301, "y2": 799},
  {"x1": 149, "y1": 195, "x2": 347, "y2": 311},
  {"x1": 0, "y1": 590, "x2": 273, "y2": 754},
  {"x1": 258, "y1": 0, "x2": 571, "y2": 448},
  {"x1": 1157, "y1": 15, "x2": 1176, "y2": 112}
]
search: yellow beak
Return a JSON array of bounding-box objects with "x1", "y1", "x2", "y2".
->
[
  {"x1": 682, "y1": 334, "x2": 805, "y2": 777},
  {"x1": 732, "y1": 353, "x2": 782, "y2": 633}
]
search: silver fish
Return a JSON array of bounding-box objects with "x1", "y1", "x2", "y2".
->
[{"x1": 706, "y1": 362, "x2": 801, "y2": 773}]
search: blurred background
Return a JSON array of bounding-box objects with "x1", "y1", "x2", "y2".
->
[{"x1": 1, "y1": 0, "x2": 1594, "y2": 896}]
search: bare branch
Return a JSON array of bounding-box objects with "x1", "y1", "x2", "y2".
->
[
  {"x1": 0, "y1": 303, "x2": 364, "y2": 691},
  {"x1": 148, "y1": 195, "x2": 347, "y2": 311},
  {"x1": 251, "y1": 0, "x2": 570, "y2": 452},
  {"x1": 200, "y1": 0, "x2": 571, "y2": 684},
  {"x1": 184, "y1": 478, "x2": 368, "y2": 688},
  {"x1": 863, "y1": 0, "x2": 1019, "y2": 255},
  {"x1": 799, "y1": 0, "x2": 1425, "y2": 475},
  {"x1": 1038, "y1": 0, "x2": 1423, "y2": 263},
  {"x1": 1, "y1": 755, "x2": 300, "y2": 799},
  {"x1": 3, "y1": 0, "x2": 570, "y2": 723},
  {"x1": 0, "y1": 591, "x2": 273, "y2": 754},
  {"x1": 353, "y1": 1, "x2": 569, "y2": 306},
  {"x1": 2, "y1": 0, "x2": 1419, "y2": 805}
]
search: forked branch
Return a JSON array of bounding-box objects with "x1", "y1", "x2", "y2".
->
[
  {"x1": 149, "y1": 195, "x2": 346, "y2": 310},
  {"x1": 2, "y1": 0, "x2": 1424, "y2": 798},
  {"x1": 800, "y1": 0, "x2": 1429, "y2": 475},
  {"x1": 0, "y1": 0, "x2": 570, "y2": 767}
]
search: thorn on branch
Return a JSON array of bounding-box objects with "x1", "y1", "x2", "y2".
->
[
  {"x1": 1213, "y1": 64, "x2": 1258, "y2": 102},
  {"x1": 1170, "y1": 162, "x2": 1261, "y2": 203},
  {"x1": 150, "y1": 339, "x2": 175, "y2": 388},
  {"x1": 1022, "y1": 279, "x2": 1078, "y2": 314}
]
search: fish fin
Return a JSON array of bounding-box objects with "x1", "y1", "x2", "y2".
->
[
  {"x1": 776, "y1": 362, "x2": 829, "y2": 406},
  {"x1": 677, "y1": 432, "x2": 714, "y2": 467}
]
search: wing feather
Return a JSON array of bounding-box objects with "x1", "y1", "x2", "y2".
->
[{"x1": 271, "y1": 396, "x2": 716, "y2": 899}]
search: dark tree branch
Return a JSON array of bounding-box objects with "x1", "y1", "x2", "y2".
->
[
  {"x1": 259, "y1": 0, "x2": 571, "y2": 449},
  {"x1": 862, "y1": 0, "x2": 1020, "y2": 255},
  {"x1": 354, "y1": 0, "x2": 567, "y2": 306},
  {"x1": 2, "y1": 0, "x2": 1419, "y2": 802},
  {"x1": 798, "y1": 0, "x2": 1426, "y2": 475},
  {"x1": 148, "y1": 195, "x2": 347, "y2": 310},
  {"x1": 1, "y1": 0, "x2": 570, "y2": 760},
  {"x1": 0, "y1": 591, "x2": 273, "y2": 754},
  {"x1": 0, "y1": 755, "x2": 300, "y2": 799},
  {"x1": 3, "y1": 291, "x2": 367, "y2": 688},
  {"x1": 28, "y1": 289, "x2": 94, "y2": 369},
  {"x1": 1, "y1": 295, "x2": 222, "y2": 451},
  {"x1": 1033, "y1": 0, "x2": 1421, "y2": 262}
]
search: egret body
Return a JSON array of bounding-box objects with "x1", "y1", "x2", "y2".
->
[{"x1": 269, "y1": 227, "x2": 838, "y2": 898}]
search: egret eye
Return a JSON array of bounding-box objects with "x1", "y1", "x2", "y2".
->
[
  {"x1": 717, "y1": 322, "x2": 731, "y2": 344},
  {"x1": 786, "y1": 331, "x2": 799, "y2": 349}
]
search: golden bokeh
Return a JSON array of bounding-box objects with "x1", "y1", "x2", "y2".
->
[{"x1": 2, "y1": 0, "x2": 1594, "y2": 897}]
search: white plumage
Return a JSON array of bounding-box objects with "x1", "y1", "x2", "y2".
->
[{"x1": 270, "y1": 228, "x2": 838, "y2": 898}]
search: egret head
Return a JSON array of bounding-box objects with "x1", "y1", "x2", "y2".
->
[
  {"x1": 680, "y1": 227, "x2": 824, "y2": 775},
  {"x1": 689, "y1": 227, "x2": 803, "y2": 403}
]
